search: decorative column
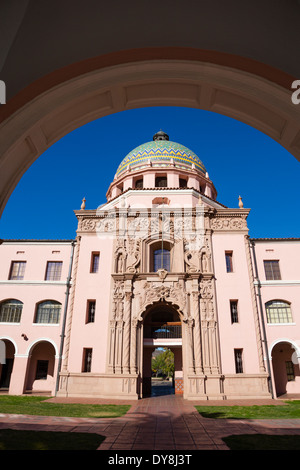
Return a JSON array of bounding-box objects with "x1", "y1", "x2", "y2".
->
[
  {"x1": 200, "y1": 298, "x2": 211, "y2": 374},
  {"x1": 186, "y1": 317, "x2": 195, "y2": 375},
  {"x1": 122, "y1": 291, "x2": 132, "y2": 374},
  {"x1": 108, "y1": 279, "x2": 125, "y2": 374},
  {"x1": 200, "y1": 277, "x2": 220, "y2": 375},
  {"x1": 191, "y1": 290, "x2": 202, "y2": 374},
  {"x1": 115, "y1": 319, "x2": 124, "y2": 374},
  {"x1": 130, "y1": 318, "x2": 139, "y2": 374},
  {"x1": 108, "y1": 320, "x2": 116, "y2": 374},
  {"x1": 207, "y1": 298, "x2": 219, "y2": 374}
]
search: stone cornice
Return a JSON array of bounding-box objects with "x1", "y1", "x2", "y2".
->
[{"x1": 209, "y1": 208, "x2": 250, "y2": 232}]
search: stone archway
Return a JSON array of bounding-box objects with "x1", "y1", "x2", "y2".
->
[
  {"x1": 271, "y1": 341, "x2": 300, "y2": 397},
  {"x1": 0, "y1": 339, "x2": 16, "y2": 390},
  {"x1": 25, "y1": 341, "x2": 57, "y2": 394},
  {"x1": 0, "y1": 50, "x2": 299, "y2": 217}
]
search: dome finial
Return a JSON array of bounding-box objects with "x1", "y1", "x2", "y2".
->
[{"x1": 153, "y1": 130, "x2": 169, "y2": 141}]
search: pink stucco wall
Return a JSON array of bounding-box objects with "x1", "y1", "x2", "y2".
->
[
  {"x1": 212, "y1": 232, "x2": 261, "y2": 374},
  {"x1": 0, "y1": 241, "x2": 73, "y2": 394},
  {"x1": 251, "y1": 239, "x2": 300, "y2": 395},
  {"x1": 66, "y1": 236, "x2": 114, "y2": 373}
]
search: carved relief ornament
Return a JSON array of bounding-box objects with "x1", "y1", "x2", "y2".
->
[
  {"x1": 210, "y1": 216, "x2": 247, "y2": 231},
  {"x1": 135, "y1": 280, "x2": 187, "y2": 319}
]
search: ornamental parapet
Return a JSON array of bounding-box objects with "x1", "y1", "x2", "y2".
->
[{"x1": 209, "y1": 208, "x2": 250, "y2": 232}]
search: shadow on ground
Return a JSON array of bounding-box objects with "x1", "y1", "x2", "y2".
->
[{"x1": 223, "y1": 434, "x2": 300, "y2": 450}]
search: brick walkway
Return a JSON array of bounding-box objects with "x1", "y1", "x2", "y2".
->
[{"x1": 0, "y1": 392, "x2": 300, "y2": 450}]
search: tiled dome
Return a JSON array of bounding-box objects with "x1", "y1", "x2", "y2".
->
[{"x1": 115, "y1": 131, "x2": 206, "y2": 177}]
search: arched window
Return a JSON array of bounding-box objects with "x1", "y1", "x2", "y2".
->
[
  {"x1": 265, "y1": 300, "x2": 293, "y2": 324},
  {"x1": 35, "y1": 300, "x2": 61, "y2": 324},
  {"x1": 0, "y1": 299, "x2": 23, "y2": 323}
]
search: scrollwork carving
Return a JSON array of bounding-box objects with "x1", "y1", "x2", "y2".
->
[
  {"x1": 112, "y1": 280, "x2": 125, "y2": 321},
  {"x1": 134, "y1": 280, "x2": 186, "y2": 318},
  {"x1": 210, "y1": 216, "x2": 247, "y2": 231}
]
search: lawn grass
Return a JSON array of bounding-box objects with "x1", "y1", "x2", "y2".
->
[
  {"x1": 0, "y1": 395, "x2": 131, "y2": 418},
  {"x1": 223, "y1": 434, "x2": 300, "y2": 450},
  {"x1": 196, "y1": 400, "x2": 300, "y2": 419},
  {"x1": 0, "y1": 429, "x2": 105, "y2": 450}
]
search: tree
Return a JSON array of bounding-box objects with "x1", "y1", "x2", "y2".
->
[{"x1": 152, "y1": 348, "x2": 174, "y2": 378}]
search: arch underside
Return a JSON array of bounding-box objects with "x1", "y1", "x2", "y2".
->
[{"x1": 0, "y1": 50, "x2": 299, "y2": 218}]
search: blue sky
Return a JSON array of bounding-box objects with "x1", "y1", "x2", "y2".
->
[{"x1": 0, "y1": 106, "x2": 299, "y2": 240}]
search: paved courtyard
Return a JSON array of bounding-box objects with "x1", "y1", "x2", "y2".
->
[{"x1": 0, "y1": 384, "x2": 300, "y2": 450}]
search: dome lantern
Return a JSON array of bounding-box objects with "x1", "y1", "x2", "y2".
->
[{"x1": 153, "y1": 130, "x2": 169, "y2": 141}]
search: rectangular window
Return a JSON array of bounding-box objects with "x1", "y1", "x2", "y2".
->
[
  {"x1": 230, "y1": 300, "x2": 239, "y2": 323},
  {"x1": 45, "y1": 261, "x2": 62, "y2": 281},
  {"x1": 234, "y1": 349, "x2": 243, "y2": 373},
  {"x1": 155, "y1": 176, "x2": 167, "y2": 187},
  {"x1": 179, "y1": 178, "x2": 187, "y2": 188},
  {"x1": 225, "y1": 251, "x2": 233, "y2": 273},
  {"x1": 153, "y1": 249, "x2": 170, "y2": 272},
  {"x1": 90, "y1": 252, "x2": 100, "y2": 273},
  {"x1": 286, "y1": 361, "x2": 295, "y2": 381},
  {"x1": 86, "y1": 300, "x2": 96, "y2": 323},
  {"x1": 9, "y1": 261, "x2": 26, "y2": 280},
  {"x1": 263, "y1": 260, "x2": 281, "y2": 280},
  {"x1": 35, "y1": 360, "x2": 48, "y2": 380},
  {"x1": 82, "y1": 348, "x2": 92, "y2": 372},
  {"x1": 135, "y1": 178, "x2": 143, "y2": 189}
]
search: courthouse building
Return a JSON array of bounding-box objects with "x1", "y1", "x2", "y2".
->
[{"x1": 0, "y1": 131, "x2": 299, "y2": 400}]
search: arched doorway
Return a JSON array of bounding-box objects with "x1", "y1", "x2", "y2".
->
[
  {"x1": 271, "y1": 341, "x2": 300, "y2": 397},
  {"x1": 25, "y1": 341, "x2": 56, "y2": 394},
  {"x1": 143, "y1": 303, "x2": 183, "y2": 397},
  {"x1": 0, "y1": 339, "x2": 16, "y2": 390}
]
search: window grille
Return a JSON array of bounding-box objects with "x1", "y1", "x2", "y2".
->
[
  {"x1": 0, "y1": 300, "x2": 23, "y2": 322},
  {"x1": 234, "y1": 349, "x2": 243, "y2": 373},
  {"x1": 35, "y1": 301, "x2": 61, "y2": 324},
  {"x1": 83, "y1": 348, "x2": 92, "y2": 372},
  {"x1": 230, "y1": 300, "x2": 239, "y2": 323},
  {"x1": 87, "y1": 300, "x2": 96, "y2": 323},
  {"x1": 286, "y1": 361, "x2": 295, "y2": 381},
  {"x1": 265, "y1": 300, "x2": 292, "y2": 323}
]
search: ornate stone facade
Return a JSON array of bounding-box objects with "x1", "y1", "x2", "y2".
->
[
  {"x1": 60, "y1": 196, "x2": 270, "y2": 400},
  {"x1": 56, "y1": 133, "x2": 273, "y2": 400}
]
